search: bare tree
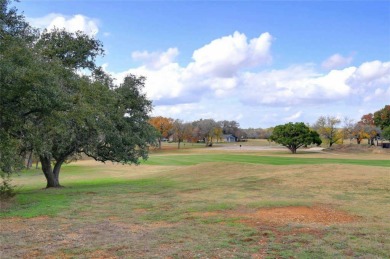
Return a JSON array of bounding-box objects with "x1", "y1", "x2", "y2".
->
[{"x1": 313, "y1": 116, "x2": 341, "y2": 147}]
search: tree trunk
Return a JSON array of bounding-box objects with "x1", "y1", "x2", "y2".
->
[
  {"x1": 288, "y1": 146, "x2": 297, "y2": 154},
  {"x1": 40, "y1": 155, "x2": 62, "y2": 188},
  {"x1": 53, "y1": 159, "x2": 64, "y2": 186},
  {"x1": 158, "y1": 138, "x2": 162, "y2": 149},
  {"x1": 26, "y1": 151, "x2": 33, "y2": 169},
  {"x1": 177, "y1": 140, "x2": 181, "y2": 149}
]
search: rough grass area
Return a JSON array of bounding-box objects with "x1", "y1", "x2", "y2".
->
[
  {"x1": 1, "y1": 143, "x2": 389, "y2": 258},
  {"x1": 325, "y1": 143, "x2": 390, "y2": 154}
]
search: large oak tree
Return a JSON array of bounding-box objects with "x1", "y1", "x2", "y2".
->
[
  {"x1": 1, "y1": 1, "x2": 157, "y2": 187},
  {"x1": 270, "y1": 122, "x2": 322, "y2": 154}
]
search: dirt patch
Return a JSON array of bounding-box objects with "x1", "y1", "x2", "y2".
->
[
  {"x1": 243, "y1": 206, "x2": 359, "y2": 226},
  {"x1": 196, "y1": 206, "x2": 359, "y2": 226},
  {"x1": 0, "y1": 216, "x2": 50, "y2": 232}
]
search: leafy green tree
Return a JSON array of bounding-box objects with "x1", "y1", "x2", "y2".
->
[
  {"x1": 1, "y1": 1, "x2": 157, "y2": 187},
  {"x1": 1, "y1": 0, "x2": 36, "y2": 39},
  {"x1": 270, "y1": 122, "x2": 322, "y2": 154},
  {"x1": 36, "y1": 28, "x2": 104, "y2": 71},
  {"x1": 1, "y1": 5, "x2": 65, "y2": 173},
  {"x1": 373, "y1": 105, "x2": 390, "y2": 130},
  {"x1": 382, "y1": 126, "x2": 390, "y2": 141}
]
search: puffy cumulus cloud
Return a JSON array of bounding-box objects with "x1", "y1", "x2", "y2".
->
[
  {"x1": 28, "y1": 13, "x2": 99, "y2": 36},
  {"x1": 348, "y1": 60, "x2": 390, "y2": 102},
  {"x1": 109, "y1": 31, "x2": 388, "y2": 126},
  {"x1": 205, "y1": 77, "x2": 238, "y2": 97},
  {"x1": 111, "y1": 62, "x2": 185, "y2": 103},
  {"x1": 188, "y1": 31, "x2": 272, "y2": 77},
  {"x1": 241, "y1": 65, "x2": 379, "y2": 106},
  {"x1": 131, "y1": 48, "x2": 179, "y2": 70},
  {"x1": 322, "y1": 53, "x2": 353, "y2": 70},
  {"x1": 111, "y1": 32, "x2": 273, "y2": 104},
  {"x1": 348, "y1": 60, "x2": 390, "y2": 87}
]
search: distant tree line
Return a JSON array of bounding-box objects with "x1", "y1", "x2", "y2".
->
[
  {"x1": 148, "y1": 117, "x2": 267, "y2": 148},
  {"x1": 149, "y1": 104, "x2": 390, "y2": 151},
  {"x1": 312, "y1": 105, "x2": 390, "y2": 147}
]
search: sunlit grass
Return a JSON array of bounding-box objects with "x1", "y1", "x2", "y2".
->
[
  {"x1": 143, "y1": 153, "x2": 390, "y2": 167},
  {"x1": 1, "y1": 145, "x2": 389, "y2": 258}
]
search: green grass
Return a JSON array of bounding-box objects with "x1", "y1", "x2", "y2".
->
[
  {"x1": 1, "y1": 177, "x2": 176, "y2": 218},
  {"x1": 143, "y1": 153, "x2": 390, "y2": 167},
  {"x1": 1, "y1": 149, "x2": 389, "y2": 258}
]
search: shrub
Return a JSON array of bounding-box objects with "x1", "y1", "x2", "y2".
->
[{"x1": 0, "y1": 173, "x2": 16, "y2": 200}]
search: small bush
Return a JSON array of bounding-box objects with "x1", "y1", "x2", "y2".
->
[{"x1": 0, "y1": 173, "x2": 16, "y2": 200}]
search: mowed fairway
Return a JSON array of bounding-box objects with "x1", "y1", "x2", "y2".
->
[{"x1": 1, "y1": 144, "x2": 390, "y2": 258}]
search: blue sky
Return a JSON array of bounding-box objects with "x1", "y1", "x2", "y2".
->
[{"x1": 17, "y1": 0, "x2": 390, "y2": 128}]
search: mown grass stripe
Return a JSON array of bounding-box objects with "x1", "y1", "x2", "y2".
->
[{"x1": 143, "y1": 154, "x2": 390, "y2": 167}]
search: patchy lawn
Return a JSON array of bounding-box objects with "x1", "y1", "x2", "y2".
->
[{"x1": 1, "y1": 146, "x2": 389, "y2": 258}]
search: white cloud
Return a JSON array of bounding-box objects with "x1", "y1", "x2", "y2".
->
[
  {"x1": 322, "y1": 53, "x2": 353, "y2": 70},
  {"x1": 283, "y1": 111, "x2": 302, "y2": 122},
  {"x1": 108, "y1": 31, "x2": 389, "y2": 127},
  {"x1": 112, "y1": 63, "x2": 185, "y2": 102},
  {"x1": 28, "y1": 13, "x2": 99, "y2": 36},
  {"x1": 347, "y1": 60, "x2": 390, "y2": 102},
  {"x1": 131, "y1": 48, "x2": 179, "y2": 70},
  {"x1": 112, "y1": 32, "x2": 273, "y2": 104},
  {"x1": 188, "y1": 31, "x2": 272, "y2": 77},
  {"x1": 349, "y1": 60, "x2": 390, "y2": 84}
]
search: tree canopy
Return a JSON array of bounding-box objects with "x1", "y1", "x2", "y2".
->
[
  {"x1": 149, "y1": 116, "x2": 174, "y2": 149},
  {"x1": 270, "y1": 122, "x2": 322, "y2": 154},
  {"x1": 0, "y1": 1, "x2": 157, "y2": 187},
  {"x1": 373, "y1": 105, "x2": 390, "y2": 130}
]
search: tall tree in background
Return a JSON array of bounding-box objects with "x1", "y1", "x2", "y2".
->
[
  {"x1": 342, "y1": 117, "x2": 355, "y2": 144},
  {"x1": 269, "y1": 122, "x2": 322, "y2": 154},
  {"x1": 193, "y1": 119, "x2": 219, "y2": 146},
  {"x1": 357, "y1": 113, "x2": 380, "y2": 145},
  {"x1": 382, "y1": 127, "x2": 390, "y2": 140},
  {"x1": 172, "y1": 120, "x2": 192, "y2": 149},
  {"x1": 220, "y1": 120, "x2": 240, "y2": 135},
  {"x1": 373, "y1": 105, "x2": 390, "y2": 141},
  {"x1": 352, "y1": 122, "x2": 368, "y2": 144},
  {"x1": 313, "y1": 116, "x2": 341, "y2": 147},
  {"x1": 214, "y1": 126, "x2": 223, "y2": 142},
  {"x1": 373, "y1": 105, "x2": 390, "y2": 130},
  {"x1": 149, "y1": 116, "x2": 174, "y2": 149}
]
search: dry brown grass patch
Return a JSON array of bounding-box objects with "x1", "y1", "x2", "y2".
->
[
  {"x1": 241, "y1": 206, "x2": 359, "y2": 226},
  {"x1": 195, "y1": 205, "x2": 359, "y2": 226}
]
